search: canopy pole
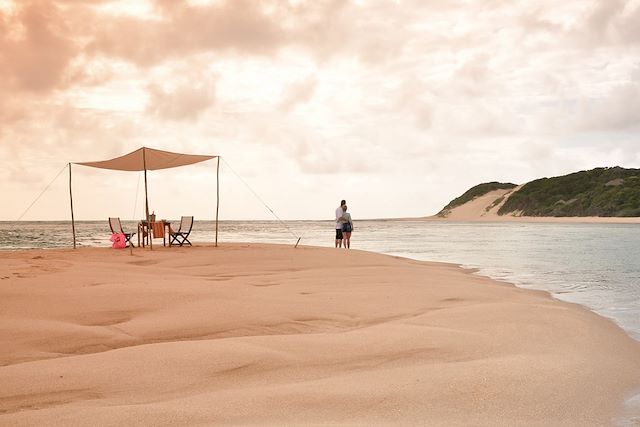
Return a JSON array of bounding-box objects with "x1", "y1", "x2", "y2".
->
[
  {"x1": 143, "y1": 148, "x2": 152, "y2": 250},
  {"x1": 215, "y1": 156, "x2": 220, "y2": 247},
  {"x1": 69, "y1": 163, "x2": 77, "y2": 249}
]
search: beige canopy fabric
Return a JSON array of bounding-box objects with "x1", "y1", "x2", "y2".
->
[{"x1": 75, "y1": 147, "x2": 217, "y2": 171}]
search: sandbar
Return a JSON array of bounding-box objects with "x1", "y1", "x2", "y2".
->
[{"x1": 1, "y1": 244, "x2": 639, "y2": 426}]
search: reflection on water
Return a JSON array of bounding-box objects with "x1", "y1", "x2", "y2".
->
[{"x1": 1, "y1": 220, "x2": 640, "y2": 341}]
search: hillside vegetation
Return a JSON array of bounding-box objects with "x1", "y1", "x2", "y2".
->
[
  {"x1": 437, "y1": 182, "x2": 517, "y2": 216},
  {"x1": 497, "y1": 167, "x2": 640, "y2": 217}
]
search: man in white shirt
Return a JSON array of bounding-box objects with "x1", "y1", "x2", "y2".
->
[{"x1": 335, "y1": 199, "x2": 346, "y2": 248}]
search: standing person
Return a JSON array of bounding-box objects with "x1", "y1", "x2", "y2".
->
[
  {"x1": 335, "y1": 199, "x2": 346, "y2": 248},
  {"x1": 341, "y1": 204, "x2": 353, "y2": 249}
]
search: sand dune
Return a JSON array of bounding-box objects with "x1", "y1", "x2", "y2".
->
[
  {"x1": 436, "y1": 188, "x2": 516, "y2": 221},
  {"x1": 1, "y1": 245, "x2": 639, "y2": 426}
]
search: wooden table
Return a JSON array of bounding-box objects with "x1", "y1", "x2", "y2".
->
[{"x1": 138, "y1": 221, "x2": 171, "y2": 247}]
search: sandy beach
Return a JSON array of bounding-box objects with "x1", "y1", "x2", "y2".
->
[{"x1": 1, "y1": 244, "x2": 639, "y2": 426}]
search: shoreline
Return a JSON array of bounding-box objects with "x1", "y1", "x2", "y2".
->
[
  {"x1": 5, "y1": 216, "x2": 640, "y2": 224},
  {"x1": 1, "y1": 244, "x2": 639, "y2": 425},
  {"x1": 380, "y1": 215, "x2": 640, "y2": 224},
  {"x1": 422, "y1": 215, "x2": 640, "y2": 224}
]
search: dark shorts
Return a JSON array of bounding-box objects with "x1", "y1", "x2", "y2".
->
[{"x1": 335, "y1": 229, "x2": 343, "y2": 240}]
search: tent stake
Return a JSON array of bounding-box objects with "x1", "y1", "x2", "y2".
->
[{"x1": 69, "y1": 163, "x2": 77, "y2": 249}]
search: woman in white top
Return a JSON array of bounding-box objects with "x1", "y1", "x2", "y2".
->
[{"x1": 341, "y1": 205, "x2": 353, "y2": 249}]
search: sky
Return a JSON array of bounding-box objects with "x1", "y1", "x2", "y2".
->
[{"x1": 1, "y1": 0, "x2": 639, "y2": 221}]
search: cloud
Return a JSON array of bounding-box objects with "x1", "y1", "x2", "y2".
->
[
  {"x1": 576, "y1": 0, "x2": 640, "y2": 46},
  {"x1": 147, "y1": 81, "x2": 216, "y2": 121},
  {"x1": 2, "y1": 0, "x2": 640, "y2": 220},
  {"x1": 78, "y1": 1, "x2": 376, "y2": 68},
  {"x1": 0, "y1": 1, "x2": 77, "y2": 93},
  {"x1": 575, "y1": 81, "x2": 640, "y2": 131},
  {"x1": 278, "y1": 76, "x2": 317, "y2": 111},
  {"x1": 85, "y1": 0, "x2": 289, "y2": 66}
]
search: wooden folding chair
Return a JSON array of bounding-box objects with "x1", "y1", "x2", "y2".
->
[
  {"x1": 108, "y1": 217, "x2": 135, "y2": 247},
  {"x1": 169, "y1": 216, "x2": 194, "y2": 247}
]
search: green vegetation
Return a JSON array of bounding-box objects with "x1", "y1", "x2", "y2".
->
[
  {"x1": 438, "y1": 182, "x2": 517, "y2": 216},
  {"x1": 486, "y1": 196, "x2": 505, "y2": 212},
  {"x1": 497, "y1": 167, "x2": 640, "y2": 217}
]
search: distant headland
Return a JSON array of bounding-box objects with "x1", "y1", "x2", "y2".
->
[{"x1": 433, "y1": 167, "x2": 640, "y2": 222}]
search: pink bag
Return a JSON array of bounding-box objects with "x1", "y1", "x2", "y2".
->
[{"x1": 110, "y1": 233, "x2": 127, "y2": 249}]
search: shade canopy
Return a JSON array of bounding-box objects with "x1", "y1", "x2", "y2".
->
[
  {"x1": 68, "y1": 146, "x2": 221, "y2": 250},
  {"x1": 75, "y1": 147, "x2": 217, "y2": 171}
]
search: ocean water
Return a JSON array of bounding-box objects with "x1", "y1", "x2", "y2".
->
[{"x1": 1, "y1": 219, "x2": 638, "y2": 343}]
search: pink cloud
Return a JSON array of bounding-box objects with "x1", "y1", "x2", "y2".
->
[
  {"x1": 86, "y1": 0, "x2": 288, "y2": 66},
  {"x1": 0, "y1": 1, "x2": 77, "y2": 93}
]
